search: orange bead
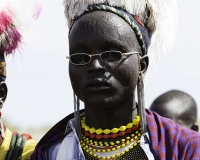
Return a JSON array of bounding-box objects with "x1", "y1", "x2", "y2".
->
[
  {"x1": 103, "y1": 134, "x2": 111, "y2": 139},
  {"x1": 126, "y1": 128, "x2": 133, "y2": 134},
  {"x1": 111, "y1": 134, "x2": 118, "y2": 139},
  {"x1": 89, "y1": 133, "x2": 96, "y2": 139},
  {"x1": 132, "y1": 124, "x2": 139, "y2": 130},
  {"x1": 85, "y1": 131, "x2": 90, "y2": 137},
  {"x1": 96, "y1": 135, "x2": 103, "y2": 140},
  {"x1": 119, "y1": 131, "x2": 126, "y2": 137}
]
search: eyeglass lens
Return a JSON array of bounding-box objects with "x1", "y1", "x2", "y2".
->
[
  {"x1": 70, "y1": 51, "x2": 122, "y2": 65},
  {"x1": 70, "y1": 54, "x2": 91, "y2": 65},
  {"x1": 101, "y1": 51, "x2": 122, "y2": 62}
]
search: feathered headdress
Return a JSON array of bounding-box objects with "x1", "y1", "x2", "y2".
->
[
  {"x1": 63, "y1": 0, "x2": 178, "y2": 62},
  {"x1": 0, "y1": 0, "x2": 32, "y2": 80},
  {"x1": 0, "y1": 0, "x2": 32, "y2": 56},
  {"x1": 0, "y1": 0, "x2": 43, "y2": 80}
]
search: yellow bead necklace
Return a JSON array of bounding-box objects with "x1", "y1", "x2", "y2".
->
[
  {"x1": 82, "y1": 129, "x2": 141, "y2": 146},
  {"x1": 81, "y1": 116, "x2": 140, "y2": 135},
  {"x1": 81, "y1": 134, "x2": 141, "y2": 159},
  {"x1": 81, "y1": 129, "x2": 141, "y2": 152}
]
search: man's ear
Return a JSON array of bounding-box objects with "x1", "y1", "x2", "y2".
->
[
  {"x1": 191, "y1": 124, "x2": 199, "y2": 132},
  {"x1": 0, "y1": 82, "x2": 7, "y2": 108},
  {"x1": 140, "y1": 55, "x2": 149, "y2": 74}
]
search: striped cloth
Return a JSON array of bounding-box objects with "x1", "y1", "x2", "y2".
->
[
  {"x1": 0, "y1": 125, "x2": 37, "y2": 160},
  {"x1": 31, "y1": 109, "x2": 200, "y2": 160}
]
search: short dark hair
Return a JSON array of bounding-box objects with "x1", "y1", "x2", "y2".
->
[{"x1": 150, "y1": 90, "x2": 197, "y2": 127}]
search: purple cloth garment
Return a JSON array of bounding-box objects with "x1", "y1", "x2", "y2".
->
[{"x1": 31, "y1": 109, "x2": 200, "y2": 160}]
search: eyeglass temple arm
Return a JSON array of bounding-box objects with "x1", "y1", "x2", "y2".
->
[{"x1": 124, "y1": 52, "x2": 141, "y2": 56}]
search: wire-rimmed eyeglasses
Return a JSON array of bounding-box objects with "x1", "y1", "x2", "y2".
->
[{"x1": 66, "y1": 50, "x2": 141, "y2": 65}]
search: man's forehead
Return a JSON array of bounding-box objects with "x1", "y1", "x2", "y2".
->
[
  {"x1": 69, "y1": 11, "x2": 140, "y2": 52},
  {"x1": 70, "y1": 11, "x2": 133, "y2": 35}
]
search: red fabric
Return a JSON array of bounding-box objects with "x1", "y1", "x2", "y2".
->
[
  {"x1": 146, "y1": 109, "x2": 200, "y2": 159},
  {"x1": 134, "y1": 16, "x2": 145, "y2": 27},
  {"x1": 22, "y1": 133, "x2": 33, "y2": 140}
]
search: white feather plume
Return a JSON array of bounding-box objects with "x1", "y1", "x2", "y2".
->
[
  {"x1": 33, "y1": 0, "x2": 43, "y2": 19},
  {"x1": 63, "y1": 0, "x2": 178, "y2": 62}
]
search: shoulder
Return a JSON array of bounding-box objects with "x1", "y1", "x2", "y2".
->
[
  {"x1": 20, "y1": 133, "x2": 37, "y2": 160},
  {"x1": 184, "y1": 134, "x2": 200, "y2": 159},
  {"x1": 146, "y1": 109, "x2": 200, "y2": 159},
  {"x1": 0, "y1": 127, "x2": 12, "y2": 160},
  {"x1": 31, "y1": 110, "x2": 85, "y2": 160},
  {"x1": 0, "y1": 125, "x2": 37, "y2": 160},
  {"x1": 146, "y1": 108, "x2": 183, "y2": 135},
  {"x1": 146, "y1": 108, "x2": 200, "y2": 139}
]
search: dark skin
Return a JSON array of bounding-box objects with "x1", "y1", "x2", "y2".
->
[
  {"x1": 0, "y1": 82, "x2": 7, "y2": 107},
  {"x1": 69, "y1": 11, "x2": 148, "y2": 129}
]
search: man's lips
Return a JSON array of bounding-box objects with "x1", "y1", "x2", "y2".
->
[{"x1": 85, "y1": 79, "x2": 110, "y2": 92}]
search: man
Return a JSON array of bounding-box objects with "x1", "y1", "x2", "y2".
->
[
  {"x1": 0, "y1": 0, "x2": 37, "y2": 159},
  {"x1": 31, "y1": 0, "x2": 200, "y2": 159},
  {"x1": 150, "y1": 90, "x2": 199, "y2": 132}
]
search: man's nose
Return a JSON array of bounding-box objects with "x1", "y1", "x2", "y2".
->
[{"x1": 87, "y1": 56, "x2": 105, "y2": 74}]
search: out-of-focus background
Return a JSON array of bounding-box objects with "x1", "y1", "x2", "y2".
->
[{"x1": 2, "y1": 0, "x2": 200, "y2": 141}]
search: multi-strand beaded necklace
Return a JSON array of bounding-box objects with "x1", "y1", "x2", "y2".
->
[{"x1": 80, "y1": 116, "x2": 144, "y2": 159}]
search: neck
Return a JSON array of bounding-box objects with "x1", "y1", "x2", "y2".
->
[{"x1": 84, "y1": 94, "x2": 137, "y2": 129}]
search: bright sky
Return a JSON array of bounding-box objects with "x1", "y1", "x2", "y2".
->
[{"x1": 2, "y1": 0, "x2": 200, "y2": 130}]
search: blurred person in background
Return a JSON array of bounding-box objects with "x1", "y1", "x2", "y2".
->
[
  {"x1": 0, "y1": 0, "x2": 42, "y2": 159},
  {"x1": 150, "y1": 90, "x2": 198, "y2": 132},
  {"x1": 31, "y1": 0, "x2": 200, "y2": 159}
]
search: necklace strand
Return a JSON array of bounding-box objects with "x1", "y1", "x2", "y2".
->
[
  {"x1": 81, "y1": 116, "x2": 140, "y2": 135},
  {"x1": 82, "y1": 136, "x2": 141, "y2": 159},
  {"x1": 81, "y1": 130, "x2": 141, "y2": 152},
  {"x1": 80, "y1": 116, "x2": 141, "y2": 159}
]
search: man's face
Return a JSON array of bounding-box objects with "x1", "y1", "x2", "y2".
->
[{"x1": 68, "y1": 11, "x2": 141, "y2": 108}]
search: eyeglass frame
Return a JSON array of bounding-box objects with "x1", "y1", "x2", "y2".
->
[{"x1": 66, "y1": 50, "x2": 141, "y2": 65}]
